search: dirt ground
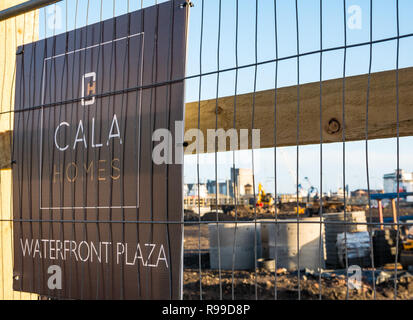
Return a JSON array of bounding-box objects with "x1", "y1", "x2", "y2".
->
[
  {"x1": 183, "y1": 268, "x2": 413, "y2": 300},
  {"x1": 183, "y1": 224, "x2": 413, "y2": 300}
]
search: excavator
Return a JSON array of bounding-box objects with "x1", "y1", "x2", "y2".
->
[
  {"x1": 255, "y1": 183, "x2": 275, "y2": 213},
  {"x1": 400, "y1": 222, "x2": 413, "y2": 269}
]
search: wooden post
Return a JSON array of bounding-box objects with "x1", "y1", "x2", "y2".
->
[
  {"x1": 378, "y1": 200, "x2": 384, "y2": 230},
  {"x1": 0, "y1": 0, "x2": 39, "y2": 300},
  {"x1": 391, "y1": 198, "x2": 398, "y2": 230},
  {"x1": 0, "y1": 131, "x2": 12, "y2": 169}
]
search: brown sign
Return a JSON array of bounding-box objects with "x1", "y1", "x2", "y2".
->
[{"x1": 12, "y1": 1, "x2": 189, "y2": 299}]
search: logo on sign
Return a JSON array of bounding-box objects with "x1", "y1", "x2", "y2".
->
[{"x1": 81, "y1": 72, "x2": 96, "y2": 106}]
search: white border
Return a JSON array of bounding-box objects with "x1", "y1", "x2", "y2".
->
[{"x1": 40, "y1": 32, "x2": 144, "y2": 211}]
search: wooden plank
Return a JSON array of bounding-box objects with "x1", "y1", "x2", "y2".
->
[
  {"x1": 184, "y1": 67, "x2": 413, "y2": 154},
  {"x1": 0, "y1": 131, "x2": 11, "y2": 169},
  {"x1": 0, "y1": 0, "x2": 38, "y2": 301},
  {"x1": 3, "y1": 66, "x2": 411, "y2": 157}
]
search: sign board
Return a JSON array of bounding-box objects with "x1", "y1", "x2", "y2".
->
[{"x1": 12, "y1": 1, "x2": 189, "y2": 299}]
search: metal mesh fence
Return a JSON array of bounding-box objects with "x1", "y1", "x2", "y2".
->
[{"x1": 0, "y1": 0, "x2": 412, "y2": 300}]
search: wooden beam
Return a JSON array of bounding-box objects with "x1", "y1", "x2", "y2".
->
[
  {"x1": 0, "y1": 131, "x2": 12, "y2": 169},
  {"x1": 184, "y1": 67, "x2": 413, "y2": 154},
  {"x1": 2, "y1": 67, "x2": 413, "y2": 157},
  {"x1": 0, "y1": 0, "x2": 38, "y2": 301}
]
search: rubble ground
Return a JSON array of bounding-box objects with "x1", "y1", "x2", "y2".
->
[
  {"x1": 184, "y1": 222, "x2": 413, "y2": 300},
  {"x1": 183, "y1": 268, "x2": 413, "y2": 300}
]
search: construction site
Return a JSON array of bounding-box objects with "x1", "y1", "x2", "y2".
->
[
  {"x1": 0, "y1": 0, "x2": 413, "y2": 304},
  {"x1": 182, "y1": 167, "x2": 413, "y2": 300}
]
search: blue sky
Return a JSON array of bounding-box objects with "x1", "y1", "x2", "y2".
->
[{"x1": 38, "y1": 0, "x2": 413, "y2": 194}]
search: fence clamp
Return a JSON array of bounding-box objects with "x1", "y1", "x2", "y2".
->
[{"x1": 181, "y1": 1, "x2": 194, "y2": 8}]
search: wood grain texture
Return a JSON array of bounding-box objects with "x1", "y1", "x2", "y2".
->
[
  {"x1": 0, "y1": 131, "x2": 11, "y2": 169},
  {"x1": 0, "y1": 0, "x2": 39, "y2": 301},
  {"x1": 184, "y1": 67, "x2": 413, "y2": 154}
]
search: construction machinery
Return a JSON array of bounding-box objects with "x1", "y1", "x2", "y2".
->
[
  {"x1": 370, "y1": 192, "x2": 413, "y2": 230},
  {"x1": 209, "y1": 183, "x2": 276, "y2": 216},
  {"x1": 255, "y1": 183, "x2": 275, "y2": 213},
  {"x1": 304, "y1": 196, "x2": 346, "y2": 217},
  {"x1": 373, "y1": 223, "x2": 413, "y2": 270},
  {"x1": 294, "y1": 205, "x2": 306, "y2": 215},
  {"x1": 368, "y1": 193, "x2": 413, "y2": 269},
  {"x1": 399, "y1": 222, "x2": 413, "y2": 269},
  {"x1": 370, "y1": 198, "x2": 413, "y2": 270},
  {"x1": 402, "y1": 230, "x2": 413, "y2": 250}
]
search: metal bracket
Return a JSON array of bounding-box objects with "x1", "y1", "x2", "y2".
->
[
  {"x1": 0, "y1": 0, "x2": 62, "y2": 22},
  {"x1": 180, "y1": 1, "x2": 194, "y2": 8}
]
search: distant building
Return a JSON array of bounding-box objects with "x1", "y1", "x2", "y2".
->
[
  {"x1": 244, "y1": 184, "x2": 253, "y2": 196},
  {"x1": 230, "y1": 168, "x2": 254, "y2": 198},
  {"x1": 184, "y1": 167, "x2": 255, "y2": 209},
  {"x1": 351, "y1": 189, "x2": 384, "y2": 198},
  {"x1": 332, "y1": 187, "x2": 345, "y2": 198},
  {"x1": 383, "y1": 169, "x2": 413, "y2": 202},
  {"x1": 206, "y1": 180, "x2": 231, "y2": 197},
  {"x1": 186, "y1": 183, "x2": 208, "y2": 198},
  {"x1": 184, "y1": 193, "x2": 234, "y2": 209}
]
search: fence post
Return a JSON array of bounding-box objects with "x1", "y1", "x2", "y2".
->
[{"x1": 0, "y1": 0, "x2": 39, "y2": 300}]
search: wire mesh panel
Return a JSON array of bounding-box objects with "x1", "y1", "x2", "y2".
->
[
  {"x1": 10, "y1": 0, "x2": 189, "y2": 300},
  {"x1": 1, "y1": 0, "x2": 413, "y2": 301},
  {"x1": 181, "y1": 0, "x2": 413, "y2": 301}
]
